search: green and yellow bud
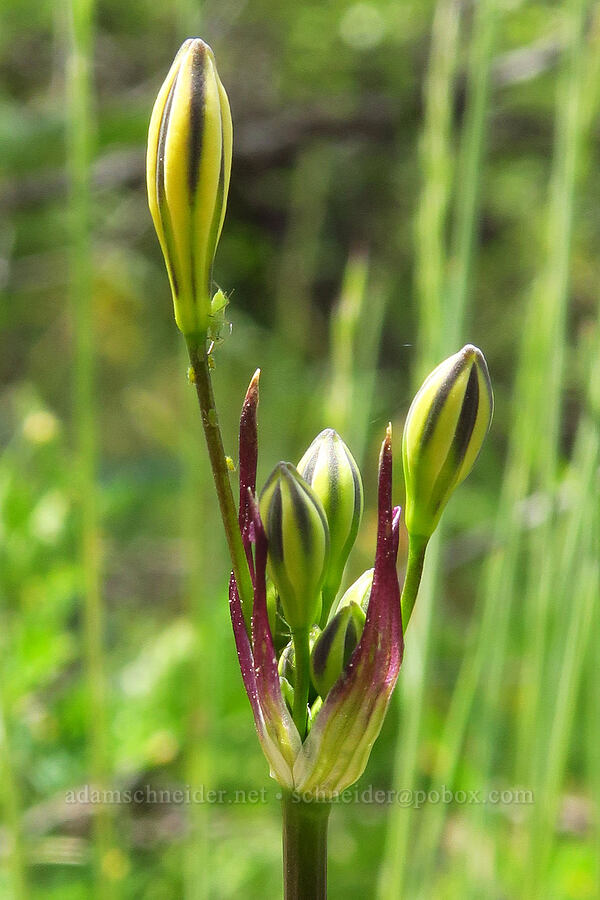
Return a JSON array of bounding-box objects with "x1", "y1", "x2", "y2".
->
[
  {"x1": 259, "y1": 463, "x2": 330, "y2": 631},
  {"x1": 298, "y1": 429, "x2": 363, "y2": 621},
  {"x1": 402, "y1": 344, "x2": 493, "y2": 539},
  {"x1": 146, "y1": 38, "x2": 233, "y2": 338},
  {"x1": 310, "y1": 602, "x2": 366, "y2": 699},
  {"x1": 332, "y1": 567, "x2": 374, "y2": 620}
]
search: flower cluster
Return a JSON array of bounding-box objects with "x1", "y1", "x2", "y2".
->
[
  {"x1": 146, "y1": 38, "x2": 494, "y2": 801},
  {"x1": 229, "y1": 376, "x2": 403, "y2": 797},
  {"x1": 227, "y1": 343, "x2": 492, "y2": 798}
]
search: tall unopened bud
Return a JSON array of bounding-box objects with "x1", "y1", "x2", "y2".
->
[
  {"x1": 402, "y1": 345, "x2": 493, "y2": 539},
  {"x1": 298, "y1": 429, "x2": 363, "y2": 622},
  {"x1": 259, "y1": 463, "x2": 329, "y2": 630},
  {"x1": 147, "y1": 39, "x2": 233, "y2": 338}
]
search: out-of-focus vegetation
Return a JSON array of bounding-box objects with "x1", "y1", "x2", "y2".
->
[{"x1": 1, "y1": 0, "x2": 599, "y2": 897}]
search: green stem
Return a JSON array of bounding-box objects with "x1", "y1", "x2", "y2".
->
[
  {"x1": 291, "y1": 627, "x2": 310, "y2": 738},
  {"x1": 0, "y1": 677, "x2": 27, "y2": 900},
  {"x1": 66, "y1": 0, "x2": 115, "y2": 893},
  {"x1": 186, "y1": 340, "x2": 254, "y2": 633},
  {"x1": 282, "y1": 794, "x2": 331, "y2": 900},
  {"x1": 400, "y1": 536, "x2": 428, "y2": 629}
]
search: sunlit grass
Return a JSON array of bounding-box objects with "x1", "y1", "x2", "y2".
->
[{"x1": 65, "y1": 0, "x2": 116, "y2": 893}]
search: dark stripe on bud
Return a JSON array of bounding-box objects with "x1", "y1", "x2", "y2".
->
[
  {"x1": 147, "y1": 38, "x2": 233, "y2": 336},
  {"x1": 187, "y1": 43, "x2": 206, "y2": 195},
  {"x1": 259, "y1": 462, "x2": 330, "y2": 631},
  {"x1": 402, "y1": 345, "x2": 493, "y2": 539},
  {"x1": 310, "y1": 602, "x2": 365, "y2": 699},
  {"x1": 298, "y1": 429, "x2": 364, "y2": 623}
]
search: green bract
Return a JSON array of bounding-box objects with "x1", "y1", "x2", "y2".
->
[
  {"x1": 298, "y1": 429, "x2": 363, "y2": 623},
  {"x1": 259, "y1": 462, "x2": 330, "y2": 631},
  {"x1": 402, "y1": 344, "x2": 493, "y2": 539},
  {"x1": 146, "y1": 39, "x2": 233, "y2": 338}
]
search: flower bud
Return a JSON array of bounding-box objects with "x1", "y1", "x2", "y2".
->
[
  {"x1": 297, "y1": 429, "x2": 363, "y2": 621},
  {"x1": 310, "y1": 602, "x2": 366, "y2": 699},
  {"x1": 332, "y1": 568, "x2": 374, "y2": 619},
  {"x1": 402, "y1": 344, "x2": 493, "y2": 539},
  {"x1": 147, "y1": 38, "x2": 233, "y2": 338},
  {"x1": 259, "y1": 463, "x2": 329, "y2": 631}
]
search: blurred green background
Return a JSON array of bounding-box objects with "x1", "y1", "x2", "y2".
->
[{"x1": 1, "y1": 0, "x2": 599, "y2": 897}]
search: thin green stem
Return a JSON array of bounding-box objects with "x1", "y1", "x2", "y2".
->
[
  {"x1": 186, "y1": 340, "x2": 254, "y2": 632},
  {"x1": 414, "y1": 0, "x2": 461, "y2": 376},
  {"x1": 282, "y1": 794, "x2": 331, "y2": 900},
  {"x1": 65, "y1": 0, "x2": 115, "y2": 893},
  {"x1": 0, "y1": 676, "x2": 27, "y2": 900},
  {"x1": 180, "y1": 348, "x2": 214, "y2": 900},
  {"x1": 291, "y1": 627, "x2": 310, "y2": 738},
  {"x1": 378, "y1": 533, "x2": 441, "y2": 900},
  {"x1": 400, "y1": 536, "x2": 428, "y2": 630},
  {"x1": 445, "y1": 0, "x2": 497, "y2": 346}
]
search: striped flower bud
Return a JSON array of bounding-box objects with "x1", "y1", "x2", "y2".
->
[
  {"x1": 402, "y1": 345, "x2": 493, "y2": 539},
  {"x1": 332, "y1": 567, "x2": 374, "y2": 619},
  {"x1": 310, "y1": 602, "x2": 366, "y2": 699},
  {"x1": 146, "y1": 39, "x2": 233, "y2": 338},
  {"x1": 259, "y1": 463, "x2": 330, "y2": 631},
  {"x1": 297, "y1": 429, "x2": 363, "y2": 622}
]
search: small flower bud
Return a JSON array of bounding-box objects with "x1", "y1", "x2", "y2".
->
[
  {"x1": 147, "y1": 39, "x2": 233, "y2": 338},
  {"x1": 259, "y1": 463, "x2": 330, "y2": 630},
  {"x1": 298, "y1": 429, "x2": 364, "y2": 621},
  {"x1": 402, "y1": 344, "x2": 493, "y2": 539},
  {"x1": 332, "y1": 568, "x2": 374, "y2": 619},
  {"x1": 310, "y1": 602, "x2": 366, "y2": 699}
]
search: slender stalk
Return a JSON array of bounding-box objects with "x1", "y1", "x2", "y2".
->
[
  {"x1": 414, "y1": 0, "x2": 461, "y2": 376},
  {"x1": 276, "y1": 145, "x2": 332, "y2": 355},
  {"x1": 291, "y1": 627, "x2": 310, "y2": 738},
  {"x1": 377, "y1": 534, "x2": 441, "y2": 900},
  {"x1": 380, "y1": 2, "x2": 464, "y2": 895},
  {"x1": 445, "y1": 0, "x2": 497, "y2": 345},
  {"x1": 180, "y1": 348, "x2": 214, "y2": 900},
  {"x1": 514, "y1": 0, "x2": 587, "y2": 787},
  {"x1": 65, "y1": 0, "x2": 115, "y2": 893},
  {"x1": 400, "y1": 536, "x2": 428, "y2": 630},
  {"x1": 325, "y1": 252, "x2": 368, "y2": 442},
  {"x1": 0, "y1": 676, "x2": 27, "y2": 900},
  {"x1": 186, "y1": 340, "x2": 254, "y2": 631},
  {"x1": 326, "y1": 251, "x2": 388, "y2": 472},
  {"x1": 522, "y1": 556, "x2": 596, "y2": 897},
  {"x1": 282, "y1": 794, "x2": 331, "y2": 900}
]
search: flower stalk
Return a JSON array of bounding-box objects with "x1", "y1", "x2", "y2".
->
[
  {"x1": 282, "y1": 794, "x2": 331, "y2": 900},
  {"x1": 400, "y1": 535, "x2": 428, "y2": 629},
  {"x1": 186, "y1": 339, "x2": 254, "y2": 631},
  {"x1": 291, "y1": 627, "x2": 311, "y2": 738}
]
